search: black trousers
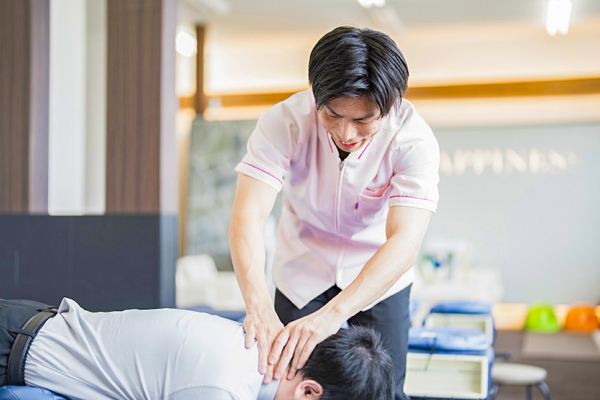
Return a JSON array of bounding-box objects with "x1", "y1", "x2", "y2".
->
[
  {"x1": 0, "y1": 299, "x2": 55, "y2": 387},
  {"x1": 275, "y1": 284, "x2": 412, "y2": 400}
]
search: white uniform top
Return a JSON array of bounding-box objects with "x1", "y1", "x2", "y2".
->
[
  {"x1": 24, "y1": 298, "x2": 279, "y2": 400},
  {"x1": 235, "y1": 90, "x2": 440, "y2": 310}
]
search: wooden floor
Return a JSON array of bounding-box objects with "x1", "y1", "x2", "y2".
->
[{"x1": 493, "y1": 331, "x2": 600, "y2": 400}]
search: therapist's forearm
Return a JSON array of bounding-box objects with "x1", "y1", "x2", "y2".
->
[
  {"x1": 230, "y1": 174, "x2": 282, "y2": 377},
  {"x1": 228, "y1": 174, "x2": 278, "y2": 313},
  {"x1": 229, "y1": 215, "x2": 273, "y2": 312}
]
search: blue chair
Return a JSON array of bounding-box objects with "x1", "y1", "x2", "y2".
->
[
  {"x1": 425, "y1": 301, "x2": 497, "y2": 345},
  {"x1": 430, "y1": 301, "x2": 492, "y2": 315},
  {"x1": 0, "y1": 386, "x2": 68, "y2": 400}
]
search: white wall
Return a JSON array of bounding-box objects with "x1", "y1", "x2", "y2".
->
[
  {"x1": 48, "y1": 0, "x2": 87, "y2": 215},
  {"x1": 205, "y1": 28, "x2": 314, "y2": 94},
  {"x1": 48, "y1": 0, "x2": 107, "y2": 215},
  {"x1": 428, "y1": 123, "x2": 600, "y2": 304},
  {"x1": 203, "y1": 16, "x2": 600, "y2": 94}
]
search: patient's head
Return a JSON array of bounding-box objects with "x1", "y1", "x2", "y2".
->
[{"x1": 275, "y1": 326, "x2": 395, "y2": 400}]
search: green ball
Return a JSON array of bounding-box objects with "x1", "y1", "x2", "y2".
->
[{"x1": 525, "y1": 303, "x2": 560, "y2": 333}]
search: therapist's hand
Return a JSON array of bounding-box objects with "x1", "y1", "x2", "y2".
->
[
  {"x1": 243, "y1": 308, "x2": 284, "y2": 383},
  {"x1": 269, "y1": 311, "x2": 343, "y2": 381}
]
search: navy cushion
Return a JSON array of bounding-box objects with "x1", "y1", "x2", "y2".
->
[
  {"x1": 0, "y1": 387, "x2": 68, "y2": 400},
  {"x1": 408, "y1": 327, "x2": 489, "y2": 353},
  {"x1": 430, "y1": 301, "x2": 492, "y2": 315}
]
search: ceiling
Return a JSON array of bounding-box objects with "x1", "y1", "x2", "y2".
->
[
  {"x1": 179, "y1": 0, "x2": 600, "y2": 31},
  {"x1": 177, "y1": 0, "x2": 600, "y2": 126}
]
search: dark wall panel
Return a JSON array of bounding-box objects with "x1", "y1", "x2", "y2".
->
[
  {"x1": 71, "y1": 216, "x2": 160, "y2": 311},
  {"x1": 0, "y1": 216, "x2": 70, "y2": 305},
  {"x1": 0, "y1": 215, "x2": 177, "y2": 311},
  {"x1": 159, "y1": 214, "x2": 177, "y2": 308}
]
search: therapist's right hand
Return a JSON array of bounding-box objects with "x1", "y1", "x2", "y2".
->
[{"x1": 243, "y1": 307, "x2": 284, "y2": 384}]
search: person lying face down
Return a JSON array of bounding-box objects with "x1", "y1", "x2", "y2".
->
[{"x1": 0, "y1": 298, "x2": 394, "y2": 400}]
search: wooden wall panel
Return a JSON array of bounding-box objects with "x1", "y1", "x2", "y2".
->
[
  {"x1": 0, "y1": 0, "x2": 49, "y2": 213},
  {"x1": 0, "y1": 0, "x2": 30, "y2": 213},
  {"x1": 195, "y1": 25, "x2": 206, "y2": 114},
  {"x1": 106, "y1": 0, "x2": 164, "y2": 213},
  {"x1": 405, "y1": 77, "x2": 600, "y2": 99}
]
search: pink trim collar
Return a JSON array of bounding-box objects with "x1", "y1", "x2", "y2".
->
[{"x1": 358, "y1": 137, "x2": 374, "y2": 160}]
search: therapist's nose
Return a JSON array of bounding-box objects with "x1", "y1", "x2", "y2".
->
[{"x1": 338, "y1": 120, "x2": 357, "y2": 142}]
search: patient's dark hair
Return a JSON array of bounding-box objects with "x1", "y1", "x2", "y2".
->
[
  {"x1": 308, "y1": 26, "x2": 409, "y2": 117},
  {"x1": 301, "y1": 326, "x2": 395, "y2": 400}
]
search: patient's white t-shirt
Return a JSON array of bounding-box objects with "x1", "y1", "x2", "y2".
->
[{"x1": 24, "y1": 298, "x2": 279, "y2": 400}]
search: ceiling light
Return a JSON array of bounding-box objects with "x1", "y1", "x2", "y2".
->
[
  {"x1": 546, "y1": 0, "x2": 572, "y2": 36},
  {"x1": 357, "y1": 0, "x2": 385, "y2": 9},
  {"x1": 176, "y1": 31, "x2": 197, "y2": 58},
  {"x1": 184, "y1": 0, "x2": 231, "y2": 15}
]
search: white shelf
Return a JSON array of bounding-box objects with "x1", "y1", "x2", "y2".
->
[{"x1": 405, "y1": 352, "x2": 490, "y2": 399}]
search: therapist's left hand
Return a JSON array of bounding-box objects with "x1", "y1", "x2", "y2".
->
[{"x1": 268, "y1": 311, "x2": 343, "y2": 381}]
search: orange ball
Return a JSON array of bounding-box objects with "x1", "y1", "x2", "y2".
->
[{"x1": 564, "y1": 305, "x2": 599, "y2": 332}]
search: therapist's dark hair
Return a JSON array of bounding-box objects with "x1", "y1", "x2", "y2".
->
[
  {"x1": 301, "y1": 326, "x2": 395, "y2": 400},
  {"x1": 309, "y1": 26, "x2": 409, "y2": 117}
]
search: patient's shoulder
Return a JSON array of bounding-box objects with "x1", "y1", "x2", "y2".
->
[{"x1": 167, "y1": 312, "x2": 263, "y2": 398}]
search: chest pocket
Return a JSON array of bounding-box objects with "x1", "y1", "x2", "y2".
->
[{"x1": 356, "y1": 183, "x2": 392, "y2": 223}]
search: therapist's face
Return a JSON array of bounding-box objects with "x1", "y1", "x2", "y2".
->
[{"x1": 317, "y1": 95, "x2": 383, "y2": 153}]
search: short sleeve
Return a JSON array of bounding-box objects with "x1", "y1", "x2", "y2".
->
[
  {"x1": 235, "y1": 94, "x2": 309, "y2": 192},
  {"x1": 388, "y1": 118, "x2": 440, "y2": 213}
]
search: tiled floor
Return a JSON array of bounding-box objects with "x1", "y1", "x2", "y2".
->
[{"x1": 493, "y1": 331, "x2": 600, "y2": 400}]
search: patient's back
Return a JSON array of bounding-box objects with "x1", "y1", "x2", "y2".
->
[{"x1": 25, "y1": 298, "x2": 264, "y2": 400}]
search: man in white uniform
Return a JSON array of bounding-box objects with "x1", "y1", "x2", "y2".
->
[
  {"x1": 0, "y1": 298, "x2": 394, "y2": 400},
  {"x1": 229, "y1": 26, "x2": 439, "y2": 400}
]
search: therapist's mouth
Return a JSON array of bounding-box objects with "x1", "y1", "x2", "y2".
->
[
  {"x1": 340, "y1": 140, "x2": 359, "y2": 149},
  {"x1": 327, "y1": 131, "x2": 363, "y2": 150}
]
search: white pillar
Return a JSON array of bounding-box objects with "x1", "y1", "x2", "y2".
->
[{"x1": 48, "y1": 0, "x2": 87, "y2": 215}]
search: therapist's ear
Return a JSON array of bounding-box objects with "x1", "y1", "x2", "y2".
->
[{"x1": 294, "y1": 379, "x2": 323, "y2": 399}]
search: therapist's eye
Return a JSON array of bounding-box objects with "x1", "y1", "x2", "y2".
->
[{"x1": 356, "y1": 119, "x2": 377, "y2": 126}]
